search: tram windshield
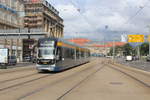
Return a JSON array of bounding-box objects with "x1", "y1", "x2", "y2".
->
[{"x1": 38, "y1": 47, "x2": 55, "y2": 58}]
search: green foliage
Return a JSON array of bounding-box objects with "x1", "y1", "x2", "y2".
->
[
  {"x1": 107, "y1": 43, "x2": 135, "y2": 56},
  {"x1": 108, "y1": 42, "x2": 149, "y2": 56},
  {"x1": 140, "y1": 42, "x2": 149, "y2": 56},
  {"x1": 122, "y1": 43, "x2": 134, "y2": 56}
]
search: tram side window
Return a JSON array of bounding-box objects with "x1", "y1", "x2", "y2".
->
[
  {"x1": 62, "y1": 48, "x2": 67, "y2": 58},
  {"x1": 56, "y1": 47, "x2": 62, "y2": 61},
  {"x1": 71, "y1": 49, "x2": 75, "y2": 59},
  {"x1": 85, "y1": 52, "x2": 87, "y2": 58},
  {"x1": 88, "y1": 52, "x2": 90, "y2": 57},
  {"x1": 63, "y1": 48, "x2": 73, "y2": 58},
  {"x1": 76, "y1": 50, "x2": 80, "y2": 59},
  {"x1": 81, "y1": 51, "x2": 84, "y2": 58},
  {"x1": 68, "y1": 48, "x2": 72, "y2": 58}
]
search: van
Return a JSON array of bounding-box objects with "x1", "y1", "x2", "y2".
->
[{"x1": 126, "y1": 56, "x2": 132, "y2": 61}]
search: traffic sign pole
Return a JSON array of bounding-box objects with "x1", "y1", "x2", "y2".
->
[
  {"x1": 148, "y1": 35, "x2": 150, "y2": 56},
  {"x1": 138, "y1": 45, "x2": 140, "y2": 59},
  {"x1": 128, "y1": 34, "x2": 144, "y2": 60},
  {"x1": 149, "y1": 42, "x2": 150, "y2": 56}
]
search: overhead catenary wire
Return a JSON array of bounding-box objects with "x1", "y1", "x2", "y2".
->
[
  {"x1": 62, "y1": 0, "x2": 150, "y2": 41},
  {"x1": 68, "y1": 0, "x2": 95, "y2": 30},
  {"x1": 121, "y1": 0, "x2": 150, "y2": 27}
]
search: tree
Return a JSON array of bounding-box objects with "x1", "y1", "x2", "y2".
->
[
  {"x1": 122, "y1": 43, "x2": 134, "y2": 56},
  {"x1": 140, "y1": 42, "x2": 149, "y2": 56},
  {"x1": 107, "y1": 43, "x2": 134, "y2": 56}
]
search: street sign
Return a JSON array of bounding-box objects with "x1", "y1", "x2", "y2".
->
[{"x1": 128, "y1": 35, "x2": 144, "y2": 43}]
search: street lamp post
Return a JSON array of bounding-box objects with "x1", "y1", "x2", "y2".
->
[
  {"x1": 149, "y1": 41, "x2": 150, "y2": 56},
  {"x1": 146, "y1": 26, "x2": 150, "y2": 56},
  {"x1": 113, "y1": 39, "x2": 115, "y2": 60}
]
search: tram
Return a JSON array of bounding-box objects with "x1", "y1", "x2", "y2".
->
[{"x1": 36, "y1": 37, "x2": 90, "y2": 72}]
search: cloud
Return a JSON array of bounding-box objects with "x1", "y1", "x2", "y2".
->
[{"x1": 49, "y1": 0, "x2": 150, "y2": 40}]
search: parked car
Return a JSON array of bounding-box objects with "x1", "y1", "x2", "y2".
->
[
  {"x1": 146, "y1": 56, "x2": 150, "y2": 62},
  {"x1": 8, "y1": 56, "x2": 17, "y2": 65}
]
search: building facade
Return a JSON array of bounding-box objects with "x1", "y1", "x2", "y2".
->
[
  {"x1": 0, "y1": 0, "x2": 24, "y2": 61},
  {"x1": 24, "y1": 0, "x2": 64, "y2": 38},
  {"x1": 0, "y1": 0, "x2": 24, "y2": 29}
]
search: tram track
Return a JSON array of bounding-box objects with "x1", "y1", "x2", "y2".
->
[
  {"x1": 0, "y1": 72, "x2": 38, "y2": 84},
  {"x1": 56, "y1": 65, "x2": 105, "y2": 100},
  {"x1": 107, "y1": 64, "x2": 150, "y2": 88},
  {"x1": 0, "y1": 60, "x2": 100, "y2": 97},
  {"x1": 0, "y1": 67, "x2": 35, "y2": 75},
  {"x1": 1, "y1": 59, "x2": 148, "y2": 100},
  {"x1": 0, "y1": 74, "x2": 52, "y2": 92},
  {"x1": 17, "y1": 62, "x2": 104, "y2": 100},
  {"x1": 56, "y1": 63, "x2": 150, "y2": 100},
  {"x1": 0, "y1": 59, "x2": 147, "y2": 100},
  {"x1": 17, "y1": 61, "x2": 150, "y2": 100}
]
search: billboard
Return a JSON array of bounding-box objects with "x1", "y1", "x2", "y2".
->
[
  {"x1": 0, "y1": 48, "x2": 8, "y2": 64},
  {"x1": 128, "y1": 35, "x2": 144, "y2": 43}
]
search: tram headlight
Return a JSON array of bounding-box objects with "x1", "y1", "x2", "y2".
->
[
  {"x1": 37, "y1": 60, "x2": 40, "y2": 64},
  {"x1": 50, "y1": 59, "x2": 55, "y2": 64}
]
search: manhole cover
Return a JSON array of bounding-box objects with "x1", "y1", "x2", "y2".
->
[{"x1": 109, "y1": 82, "x2": 123, "y2": 85}]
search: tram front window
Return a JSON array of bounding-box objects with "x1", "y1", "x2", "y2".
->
[{"x1": 38, "y1": 47, "x2": 55, "y2": 59}]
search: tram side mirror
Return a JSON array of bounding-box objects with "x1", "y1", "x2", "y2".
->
[
  {"x1": 62, "y1": 58, "x2": 65, "y2": 61},
  {"x1": 56, "y1": 55, "x2": 59, "y2": 60}
]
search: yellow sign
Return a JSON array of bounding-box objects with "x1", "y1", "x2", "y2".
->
[
  {"x1": 148, "y1": 35, "x2": 150, "y2": 42},
  {"x1": 128, "y1": 35, "x2": 144, "y2": 43},
  {"x1": 57, "y1": 42, "x2": 62, "y2": 46}
]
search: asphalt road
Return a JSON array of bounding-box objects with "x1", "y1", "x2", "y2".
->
[
  {"x1": 115, "y1": 58, "x2": 150, "y2": 72},
  {"x1": 0, "y1": 58, "x2": 149, "y2": 100}
]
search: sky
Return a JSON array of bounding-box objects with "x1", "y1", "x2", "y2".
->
[{"x1": 48, "y1": 0, "x2": 150, "y2": 41}]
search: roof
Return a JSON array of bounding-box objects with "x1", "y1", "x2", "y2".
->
[
  {"x1": 91, "y1": 42, "x2": 127, "y2": 48},
  {"x1": 67, "y1": 38, "x2": 91, "y2": 46},
  {"x1": 105, "y1": 42, "x2": 127, "y2": 47},
  {"x1": 67, "y1": 38, "x2": 126, "y2": 48},
  {"x1": 92, "y1": 44, "x2": 105, "y2": 47}
]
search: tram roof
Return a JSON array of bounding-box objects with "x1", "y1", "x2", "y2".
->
[{"x1": 38, "y1": 37, "x2": 89, "y2": 50}]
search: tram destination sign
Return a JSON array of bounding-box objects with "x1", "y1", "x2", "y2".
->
[{"x1": 39, "y1": 40, "x2": 55, "y2": 47}]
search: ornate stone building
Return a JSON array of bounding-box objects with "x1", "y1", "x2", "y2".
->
[
  {"x1": 24, "y1": 0, "x2": 64, "y2": 38},
  {"x1": 0, "y1": 0, "x2": 24, "y2": 60}
]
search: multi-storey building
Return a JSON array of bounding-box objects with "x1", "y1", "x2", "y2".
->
[
  {"x1": 24, "y1": 0, "x2": 64, "y2": 38},
  {"x1": 0, "y1": 0, "x2": 24, "y2": 61},
  {"x1": 0, "y1": 0, "x2": 24, "y2": 29}
]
